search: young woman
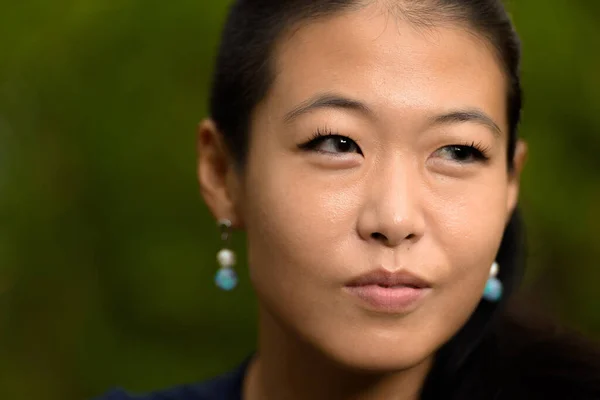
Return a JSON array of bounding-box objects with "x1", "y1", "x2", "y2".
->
[{"x1": 97, "y1": 0, "x2": 600, "y2": 399}]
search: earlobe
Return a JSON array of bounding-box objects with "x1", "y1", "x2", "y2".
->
[
  {"x1": 196, "y1": 119, "x2": 244, "y2": 227},
  {"x1": 506, "y1": 139, "x2": 528, "y2": 216}
]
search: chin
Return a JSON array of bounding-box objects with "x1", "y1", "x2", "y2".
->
[{"x1": 313, "y1": 330, "x2": 436, "y2": 374}]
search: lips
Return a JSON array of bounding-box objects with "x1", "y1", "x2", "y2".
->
[
  {"x1": 345, "y1": 268, "x2": 432, "y2": 289},
  {"x1": 344, "y1": 269, "x2": 432, "y2": 313}
]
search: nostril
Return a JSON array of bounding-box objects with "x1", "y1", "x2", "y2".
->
[
  {"x1": 371, "y1": 232, "x2": 386, "y2": 241},
  {"x1": 370, "y1": 231, "x2": 417, "y2": 243}
]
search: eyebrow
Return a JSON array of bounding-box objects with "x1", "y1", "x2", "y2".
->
[
  {"x1": 283, "y1": 93, "x2": 374, "y2": 124},
  {"x1": 284, "y1": 94, "x2": 502, "y2": 137},
  {"x1": 431, "y1": 109, "x2": 502, "y2": 137}
]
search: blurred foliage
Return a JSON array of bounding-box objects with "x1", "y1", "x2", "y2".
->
[{"x1": 0, "y1": 1, "x2": 598, "y2": 399}]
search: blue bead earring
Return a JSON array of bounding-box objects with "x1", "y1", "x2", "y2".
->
[
  {"x1": 214, "y1": 219, "x2": 238, "y2": 291},
  {"x1": 483, "y1": 261, "x2": 503, "y2": 302}
]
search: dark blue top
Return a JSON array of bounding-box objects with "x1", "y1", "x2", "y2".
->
[{"x1": 94, "y1": 356, "x2": 252, "y2": 400}]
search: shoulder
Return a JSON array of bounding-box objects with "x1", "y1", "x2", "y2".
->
[
  {"x1": 92, "y1": 355, "x2": 252, "y2": 400},
  {"x1": 491, "y1": 306, "x2": 600, "y2": 399},
  {"x1": 445, "y1": 303, "x2": 600, "y2": 400}
]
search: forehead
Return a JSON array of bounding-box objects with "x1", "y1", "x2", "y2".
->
[{"x1": 265, "y1": 4, "x2": 508, "y2": 130}]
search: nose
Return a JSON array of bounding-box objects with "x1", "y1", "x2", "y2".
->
[{"x1": 357, "y1": 157, "x2": 425, "y2": 248}]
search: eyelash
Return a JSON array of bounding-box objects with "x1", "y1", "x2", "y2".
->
[
  {"x1": 298, "y1": 129, "x2": 491, "y2": 162},
  {"x1": 297, "y1": 127, "x2": 364, "y2": 155},
  {"x1": 454, "y1": 141, "x2": 491, "y2": 161},
  {"x1": 306, "y1": 127, "x2": 346, "y2": 143}
]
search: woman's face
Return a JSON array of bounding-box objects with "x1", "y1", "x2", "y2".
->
[{"x1": 202, "y1": 5, "x2": 525, "y2": 372}]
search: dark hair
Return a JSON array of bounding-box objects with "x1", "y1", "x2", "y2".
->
[{"x1": 208, "y1": 1, "x2": 599, "y2": 398}]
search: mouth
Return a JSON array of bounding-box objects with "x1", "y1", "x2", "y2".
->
[
  {"x1": 344, "y1": 269, "x2": 432, "y2": 313},
  {"x1": 345, "y1": 268, "x2": 432, "y2": 289},
  {"x1": 369, "y1": 283, "x2": 422, "y2": 289}
]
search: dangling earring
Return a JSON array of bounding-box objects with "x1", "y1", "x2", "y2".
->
[
  {"x1": 214, "y1": 219, "x2": 238, "y2": 291},
  {"x1": 483, "y1": 261, "x2": 503, "y2": 302}
]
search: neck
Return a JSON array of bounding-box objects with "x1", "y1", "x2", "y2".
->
[{"x1": 243, "y1": 308, "x2": 433, "y2": 400}]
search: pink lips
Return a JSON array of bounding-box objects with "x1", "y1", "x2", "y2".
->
[{"x1": 344, "y1": 269, "x2": 431, "y2": 313}]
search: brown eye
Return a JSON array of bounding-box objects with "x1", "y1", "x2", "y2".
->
[
  {"x1": 434, "y1": 144, "x2": 488, "y2": 163},
  {"x1": 299, "y1": 134, "x2": 363, "y2": 155}
]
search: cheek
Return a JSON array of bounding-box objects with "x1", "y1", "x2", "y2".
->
[
  {"x1": 242, "y1": 150, "x2": 358, "y2": 297},
  {"x1": 411, "y1": 175, "x2": 510, "y2": 351},
  {"x1": 428, "y1": 172, "x2": 509, "y2": 298}
]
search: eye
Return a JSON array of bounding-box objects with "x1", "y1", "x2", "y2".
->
[
  {"x1": 298, "y1": 131, "x2": 363, "y2": 155},
  {"x1": 434, "y1": 143, "x2": 489, "y2": 163}
]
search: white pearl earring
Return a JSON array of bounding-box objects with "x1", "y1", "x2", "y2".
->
[
  {"x1": 482, "y1": 261, "x2": 503, "y2": 302},
  {"x1": 214, "y1": 219, "x2": 238, "y2": 291}
]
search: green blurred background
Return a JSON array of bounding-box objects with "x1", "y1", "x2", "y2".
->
[{"x1": 0, "y1": 1, "x2": 598, "y2": 399}]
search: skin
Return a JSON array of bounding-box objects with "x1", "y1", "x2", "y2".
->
[{"x1": 198, "y1": 4, "x2": 527, "y2": 400}]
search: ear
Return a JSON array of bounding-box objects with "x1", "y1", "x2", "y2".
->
[
  {"x1": 506, "y1": 139, "x2": 528, "y2": 218},
  {"x1": 196, "y1": 119, "x2": 245, "y2": 228}
]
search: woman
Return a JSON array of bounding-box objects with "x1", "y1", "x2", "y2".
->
[{"x1": 97, "y1": 0, "x2": 600, "y2": 399}]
